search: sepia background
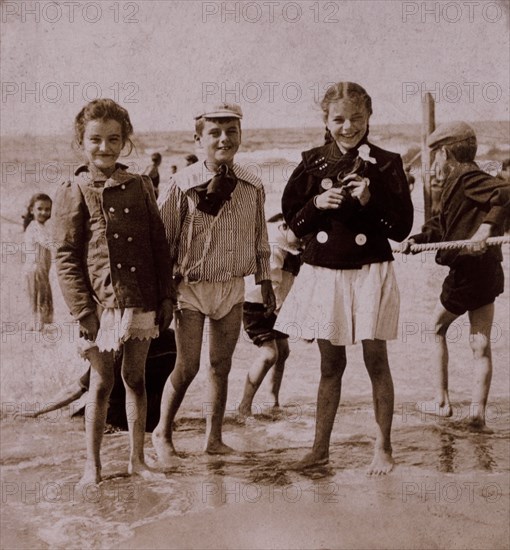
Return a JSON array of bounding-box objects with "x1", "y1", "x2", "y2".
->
[{"x1": 1, "y1": 1, "x2": 509, "y2": 549}]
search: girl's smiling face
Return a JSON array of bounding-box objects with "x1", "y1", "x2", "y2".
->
[
  {"x1": 31, "y1": 199, "x2": 52, "y2": 224},
  {"x1": 326, "y1": 99, "x2": 370, "y2": 152},
  {"x1": 81, "y1": 119, "x2": 124, "y2": 174}
]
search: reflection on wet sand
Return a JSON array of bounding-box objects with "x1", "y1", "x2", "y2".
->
[{"x1": 1, "y1": 396, "x2": 508, "y2": 548}]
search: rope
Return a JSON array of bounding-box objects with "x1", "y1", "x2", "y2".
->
[{"x1": 392, "y1": 236, "x2": 510, "y2": 253}]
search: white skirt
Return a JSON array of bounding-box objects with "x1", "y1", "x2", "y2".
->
[
  {"x1": 275, "y1": 262, "x2": 400, "y2": 346},
  {"x1": 79, "y1": 307, "x2": 159, "y2": 353}
]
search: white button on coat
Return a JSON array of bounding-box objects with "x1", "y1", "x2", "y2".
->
[
  {"x1": 321, "y1": 178, "x2": 333, "y2": 190},
  {"x1": 355, "y1": 234, "x2": 367, "y2": 246},
  {"x1": 316, "y1": 231, "x2": 328, "y2": 243}
]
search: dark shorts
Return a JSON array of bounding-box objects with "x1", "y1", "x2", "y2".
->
[
  {"x1": 243, "y1": 302, "x2": 289, "y2": 347},
  {"x1": 440, "y1": 256, "x2": 505, "y2": 315}
]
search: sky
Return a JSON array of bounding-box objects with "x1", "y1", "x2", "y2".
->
[{"x1": 1, "y1": 0, "x2": 509, "y2": 135}]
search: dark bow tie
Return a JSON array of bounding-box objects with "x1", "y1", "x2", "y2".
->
[{"x1": 196, "y1": 164, "x2": 238, "y2": 216}]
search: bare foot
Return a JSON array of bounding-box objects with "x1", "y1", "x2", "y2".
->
[
  {"x1": 289, "y1": 451, "x2": 329, "y2": 470},
  {"x1": 367, "y1": 449, "x2": 394, "y2": 475},
  {"x1": 238, "y1": 401, "x2": 253, "y2": 418},
  {"x1": 78, "y1": 463, "x2": 101, "y2": 488},
  {"x1": 151, "y1": 431, "x2": 179, "y2": 466},
  {"x1": 467, "y1": 416, "x2": 493, "y2": 433},
  {"x1": 128, "y1": 460, "x2": 166, "y2": 480},
  {"x1": 416, "y1": 400, "x2": 453, "y2": 418},
  {"x1": 205, "y1": 441, "x2": 235, "y2": 455},
  {"x1": 270, "y1": 405, "x2": 283, "y2": 420}
]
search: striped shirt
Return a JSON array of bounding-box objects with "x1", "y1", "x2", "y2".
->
[{"x1": 158, "y1": 162, "x2": 271, "y2": 284}]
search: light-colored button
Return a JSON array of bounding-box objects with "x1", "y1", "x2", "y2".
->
[
  {"x1": 316, "y1": 231, "x2": 328, "y2": 243},
  {"x1": 355, "y1": 233, "x2": 367, "y2": 246},
  {"x1": 121, "y1": 184, "x2": 126, "y2": 190},
  {"x1": 116, "y1": 263, "x2": 122, "y2": 269},
  {"x1": 321, "y1": 178, "x2": 333, "y2": 190},
  {"x1": 113, "y1": 233, "x2": 119, "y2": 239},
  {"x1": 109, "y1": 207, "x2": 115, "y2": 213},
  {"x1": 130, "y1": 266, "x2": 136, "y2": 272},
  {"x1": 124, "y1": 208, "x2": 130, "y2": 214},
  {"x1": 127, "y1": 236, "x2": 133, "y2": 242}
]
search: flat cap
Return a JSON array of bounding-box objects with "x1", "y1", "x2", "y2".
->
[
  {"x1": 194, "y1": 102, "x2": 243, "y2": 120},
  {"x1": 427, "y1": 121, "x2": 476, "y2": 149}
]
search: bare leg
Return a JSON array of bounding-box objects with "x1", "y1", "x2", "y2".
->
[
  {"x1": 296, "y1": 339, "x2": 346, "y2": 468},
  {"x1": 205, "y1": 303, "x2": 242, "y2": 454},
  {"x1": 468, "y1": 303, "x2": 494, "y2": 428},
  {"x1": 122, "y1": 338, "x2": 151, "y2": 475},
  {"x1": 152, "y1": 309, "x2": 204, "y2": 465},
  {"x1": 271, "y1": 339, "x2": 289, "y2": 408},
  {"x1": 15, "y1": 384, "x2": 86, "y2": 418},
  {"x1": 362, "y1": 339, "x2": 394, "y2": 475},
  {"x1": 239, "y1": 340, "x2": 278, "y2": 416},
  {"x1": 418, "y1": 302, "x2": 459, "y2": 417},
  {"x1": 81, "y1": 347, "x2": 115, "y2": 485}
]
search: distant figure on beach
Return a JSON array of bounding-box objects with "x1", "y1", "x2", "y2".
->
[
  {"x1": 154, "y1": 101, "x2": 275, "y2": 463},
  {"x1": 239, "y1": 214, "x2": 302, "y2": 417},
  {"x1": 53, "y1": 98, "x2": 174, "y2": 485},
  {"x1": 22, "y1": 193, "x2": 54, "y2": 330},
  {"x1": 277, "y1": 82, "x2": 413, "y2": 474},
  {"x1": 144, "y1": 152, "x2": 163, "y2": 197},
  {"x1": 185, "y1": 153, "x2": 199, "y2": 166},
  {"x1": 170, "y1": 164, "x2": 178, "y2": 175},
  {"x1": 403, "y1": 122, "x2": 510, "y2": 428}
]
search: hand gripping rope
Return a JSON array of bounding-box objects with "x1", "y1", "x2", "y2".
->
[{"x1": 391, "y1": 236, "x2": 510, "y2": 254}]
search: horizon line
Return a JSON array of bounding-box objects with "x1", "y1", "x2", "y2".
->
[{"x1": 1, "y1": 119, "x2": 508, "y2": 140}]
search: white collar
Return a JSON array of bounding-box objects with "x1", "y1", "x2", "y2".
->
[{"x1": 173, "y1": 161, "x2": 263, "y2": 192}]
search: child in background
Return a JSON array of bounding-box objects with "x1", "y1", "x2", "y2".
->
[
  {"x1": 185, "y1": 154, "x2": 199, "y2": 166},
  {"x1": 239, "y1": 214, "x2": 302, "y2": 417},
  {"x1": 403, "y1": 122, "x2": 510, "y2": 428},
  {"x1": 278, "y1": 82, "x2": 413, "y2": 474},
  {"x1": 22, "y1": 193, "x2": 54, "y2": 330},
  {"x1": 53, "y1": 99, "x2": 174, "y2": 485},
  {"x1": 144, "y1": 152, "x2": 163, "y2": 197},
  {"x1": 154, "y1": 102, "x2": 275, "y2": 463}
]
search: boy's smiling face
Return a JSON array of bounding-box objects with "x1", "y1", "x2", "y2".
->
[{"x1": 195, "y1": 118, "x2": 241, "y2": 169}]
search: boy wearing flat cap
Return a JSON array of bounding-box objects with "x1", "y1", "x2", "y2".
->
[
  {"x1": 403, "y1": 121, "x2": 510, "y2": 427},
  {"x1": 153, "y1": 102, "x2": 275, "y2": 462}
]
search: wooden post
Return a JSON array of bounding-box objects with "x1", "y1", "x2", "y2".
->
[{"x1": 421, "y1": 93, "x2": 435, "y2": 222}]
